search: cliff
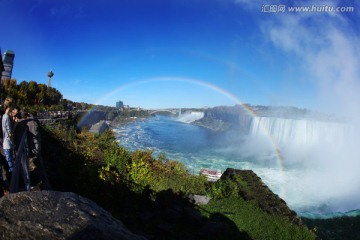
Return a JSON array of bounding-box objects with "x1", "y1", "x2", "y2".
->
[
  {"x1": 221, "y1": 168, "x2": 303, "y2": 226},
  {"x1": 193, "y1": 105, "x2": 252, "y2": 132},
  {"x1": 37, "y1": 119, "x2": 316, "y2": 239},
  {"x1": 193, "y1": 105, "x2": 340, "y2": 132},
  {"x1": 76, "y1": 110, "x2": 107, "y2": 130},
  {"x1": 0, "y1": 171, "x2": 314, "y2": 240},
  {"x1": 0, "y1": 191, "x2": 146, "y2": 240}
]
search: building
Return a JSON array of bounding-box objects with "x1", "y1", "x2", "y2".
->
[
  {"x1": 116, "y1": 100, "x2": 124, "y2": 108},
  {"x1": 0, "y1": 49, "x2": 4, "y2": 81},
  {"x1": 1, "y1": 50, "x2": 15, "y2": 84}
]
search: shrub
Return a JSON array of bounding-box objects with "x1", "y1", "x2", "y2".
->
[{"x1": 209, "y1": 178, "x2": 239, "y2": 199}]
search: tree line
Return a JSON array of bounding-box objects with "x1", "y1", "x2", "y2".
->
[
  {"x1": 1, "y1": 79, "x2": 62, "y2": 108},
  {"x1": 0, "y1": 79, "x2": 94, "y2": 112}
]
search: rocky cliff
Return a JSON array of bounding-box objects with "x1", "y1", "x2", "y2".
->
[
  {"x1": 0, "y1": 191, "x2": 146, "y2": 240},
  {"x1": 221, "y1": 168, "x2": 304, "y2": 226},
  {"x1": 76, "y1": 110, "x2": 107, "y2": 130},
  {"x1": 193, "y1": 105, "x2": 339, "y2": 132},
  {"x1": 193, "y1": 105, "x2": 252, "y2": 132}
]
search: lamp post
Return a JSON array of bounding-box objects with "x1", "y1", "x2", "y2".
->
[{"x1": 47, "y1": 70, "x2": 54, "y2": 87}]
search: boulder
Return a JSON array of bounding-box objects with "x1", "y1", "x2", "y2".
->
[
  {"x1": 0, "y1": 191, "x2": 147, "y2": 240},
  {"x1": 89, "y1": 120, "x2": 109, "y2": 134},
  {"x1": 188, "y1": 194, "x2": 211, "y2": 205}
]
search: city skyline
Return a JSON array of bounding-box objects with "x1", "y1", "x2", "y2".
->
[{"x1": 1, "y1": 0, "x2": 360, "y2": 116}]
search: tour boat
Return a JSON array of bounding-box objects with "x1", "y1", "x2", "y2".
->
[{"x1": 199, "y1": 168, "x2": 223, "y2": 182}]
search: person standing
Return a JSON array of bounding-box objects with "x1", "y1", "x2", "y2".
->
[
  {"x1": 2, "y1": 97, "x2": 14, "y2": 186},
  {"x1": 12, "y1": 111, "x2": 31, "y2": 191},
  {"x1": 11, "y1": 106, "x2": 21, "y2": 122},
  {"x1": 25, "y1": 112, "x2": 51, "y2": 190}
]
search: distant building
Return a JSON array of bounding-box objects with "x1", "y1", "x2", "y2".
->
[
  {"x1": 116, "y1": 100, "x2": 124, "y2": 108},
  {"x1": 0, "y1": 49, "x2": 4, "y2": 81},
  {"x1": 1, "y1": 50, "x2": 15, "y2": 84}
]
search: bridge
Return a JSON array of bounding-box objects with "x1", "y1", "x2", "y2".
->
[{"x1": 148, "y1": 108, "x2": 182, "y2": 116}]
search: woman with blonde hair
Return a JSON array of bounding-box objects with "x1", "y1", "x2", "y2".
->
[{"x1": 2, "y1": 97, "x2": 15, "y2": 183}]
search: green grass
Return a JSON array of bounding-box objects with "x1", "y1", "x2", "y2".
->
[
  {"x1": 41, "y1": 122, "x2": 317, "y2": 239},
  {"x1": 198, "y1": 197, "x2": 316, "y2": 240},
  {"x1": 303, "y1": 215, "x2": 360, "y2": 240}
]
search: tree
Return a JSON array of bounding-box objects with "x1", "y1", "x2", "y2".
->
[
  {"x1": 3, "y1": 78, "x2": 10, "y2": 93},
  {"x1": 18, "y1": 81, "x2": 29, "y2": 105},
  {"x1": 28, "y1": 81, "x2": 39, "y2": 105},
  {"x1": 7, "y1": 79, "x2": 18, "y2": 100}
]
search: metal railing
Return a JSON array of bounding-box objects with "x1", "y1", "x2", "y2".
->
[
  {"x1": 9, "y1": 128, "x2": 28, "y2": 193},
  {"x1": 9, "y1": 124, "x2": 51, "y2": 193}
]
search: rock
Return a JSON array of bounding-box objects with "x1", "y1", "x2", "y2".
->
[
  {"x1": 0, "y1": 191, "x2": 147, "y2": 240},
  {"x1": 221, "y1": 168, "x2": 305, "y2": 227},
  {"x1": 183, "y1": 207, "x2": 203, "y2": 226},
  {"x1": 162, "y1": 208, "x2": 182, "y2": 224},
  {"x1": 89, "y1": 120, "x2": 109, "y2": 134},
  {"x1": 76, "y1": 110, "x2": 106, "y2": 130},
  {"x1": 188, "y1": 194, "x2": 211, "y2": 205},
  {"x1": 155, "y1": 223, "x2": 175, "y2": 234},
  {"x1": 198, "y1": 221, "x2": 230, "y2": 239}
]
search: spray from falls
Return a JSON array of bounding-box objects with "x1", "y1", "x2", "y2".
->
[
  {"x1": 176, "y1": 111, "x2": 204, "y2": 123},
  {"x1": 240, "y1": 115, "x2": 360, "y2": 215},
  {"x1": 249, "y1": 117, "x2": 348, "y2": 146}
]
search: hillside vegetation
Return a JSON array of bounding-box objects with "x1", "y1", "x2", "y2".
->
[
  {"x1": 40, "y1": 119, "x2": 315, "y2": 240},
  {"x1": 1, "y1": 80, "x2": 315, "y2": 239}
]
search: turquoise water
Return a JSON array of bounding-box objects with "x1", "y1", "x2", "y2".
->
[{"x1": 113, "y1": 115, "x2": 360, "y2": 218}]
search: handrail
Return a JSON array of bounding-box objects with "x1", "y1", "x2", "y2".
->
[{"x1": 9, "y1": 127, "x2": 28, "y2": 193}]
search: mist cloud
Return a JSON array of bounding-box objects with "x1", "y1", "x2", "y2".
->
[
  {"x1": 263, "y1": 10, "x2": 360, "y2": 213},
  {"x1": 264, "y1": 10, "x2": 360, "y2": 118},
  {"x1": 224, "y1": 3, "x2": 360, "y2": 213}
]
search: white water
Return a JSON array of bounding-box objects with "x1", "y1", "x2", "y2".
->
[
  {"x1": 115, "y1": 115, "x2": 360, "y2": 217},
  {"x1": 250, "y1": 117, "x2": 347, "y2": 146},
  {"x1": 245, "y1": 117, "x2": 360, "y2": 216},
  {"x1": 177, "y1": 111, "x2": 204, "y2": 123}
]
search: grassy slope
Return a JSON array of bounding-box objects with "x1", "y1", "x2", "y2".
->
[
  {"x1": 40, "y1": 121, "x2": 316, "y2": 239},
  {"x1": 302, "y1": 215, "x2": 360, "y2": 240},
  {"x1": 199, "y1": 197, "x2": 315, "y2": 240}
]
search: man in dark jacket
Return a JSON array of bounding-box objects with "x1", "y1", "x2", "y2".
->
[
  {"x1": 25, "y1": 113, "x2": 51, "y2": 190},
  {"x1": 12, "y1": 111, "x2": 31, "y2": 191}
]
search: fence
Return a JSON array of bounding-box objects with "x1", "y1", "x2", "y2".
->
[{"x1": 10, "y1": 127, "x2": 28, "y2": 193}]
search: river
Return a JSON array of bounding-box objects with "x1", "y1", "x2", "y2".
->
[{"x1": 113, "y1": 114, "x2": 360, "y2": 218}]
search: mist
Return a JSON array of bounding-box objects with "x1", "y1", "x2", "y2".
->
[
  {"x1": 176, "y1": 111, "x2": 204, "y2": 123},
  {"x1": 230, "y1": 8, "x2": 360, "y2": 214}
]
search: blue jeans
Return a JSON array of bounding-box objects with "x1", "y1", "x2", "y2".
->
[{"x1": 4, "y1": 149, "x2": 13, "y2": 172}]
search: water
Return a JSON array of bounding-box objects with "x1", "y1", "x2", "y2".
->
[
  {"x1": 114, "y1": 114, "x2": 360, "y2": 218},
  {"x1": 250, "y1": 117, "x2": 347, "y2": 145}
]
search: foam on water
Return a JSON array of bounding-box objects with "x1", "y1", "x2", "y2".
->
[
  {"x1": 250, "y1": 117, "x2": 348, "y2": 146},
  {"x1": 176, "y1": 111, "x2": 204, "y2": 123},
  {"x1": 113, "y1": 115, "x2": 360, "y2": 217}
]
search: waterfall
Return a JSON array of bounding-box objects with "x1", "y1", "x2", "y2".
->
[
  {"x1": 249, "y1": 117, "x2": 347, "y2": 145},
  {"x1": 177, "y1": 111, "x2": 204, "y2": 123}
]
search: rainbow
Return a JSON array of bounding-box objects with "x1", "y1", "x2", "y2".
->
[{"x1": 77, "y1": 76, "x2": 286, "y2": 189}]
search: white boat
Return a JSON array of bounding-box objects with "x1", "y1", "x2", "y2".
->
[{"x1": 199, "y1": 168, "x2": 223, "y2": 182}]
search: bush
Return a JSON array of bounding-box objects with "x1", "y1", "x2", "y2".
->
[
  {"x1": 209, "y1": 178, "x2": 239, "y2": 199},
  {"x1": 41, "y1": 121, "x2": 315, "y2": 240}
]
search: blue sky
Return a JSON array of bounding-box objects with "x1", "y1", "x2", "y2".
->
[{"x1": 1, "y1": 0, "x2": 360, "y2": 112}]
